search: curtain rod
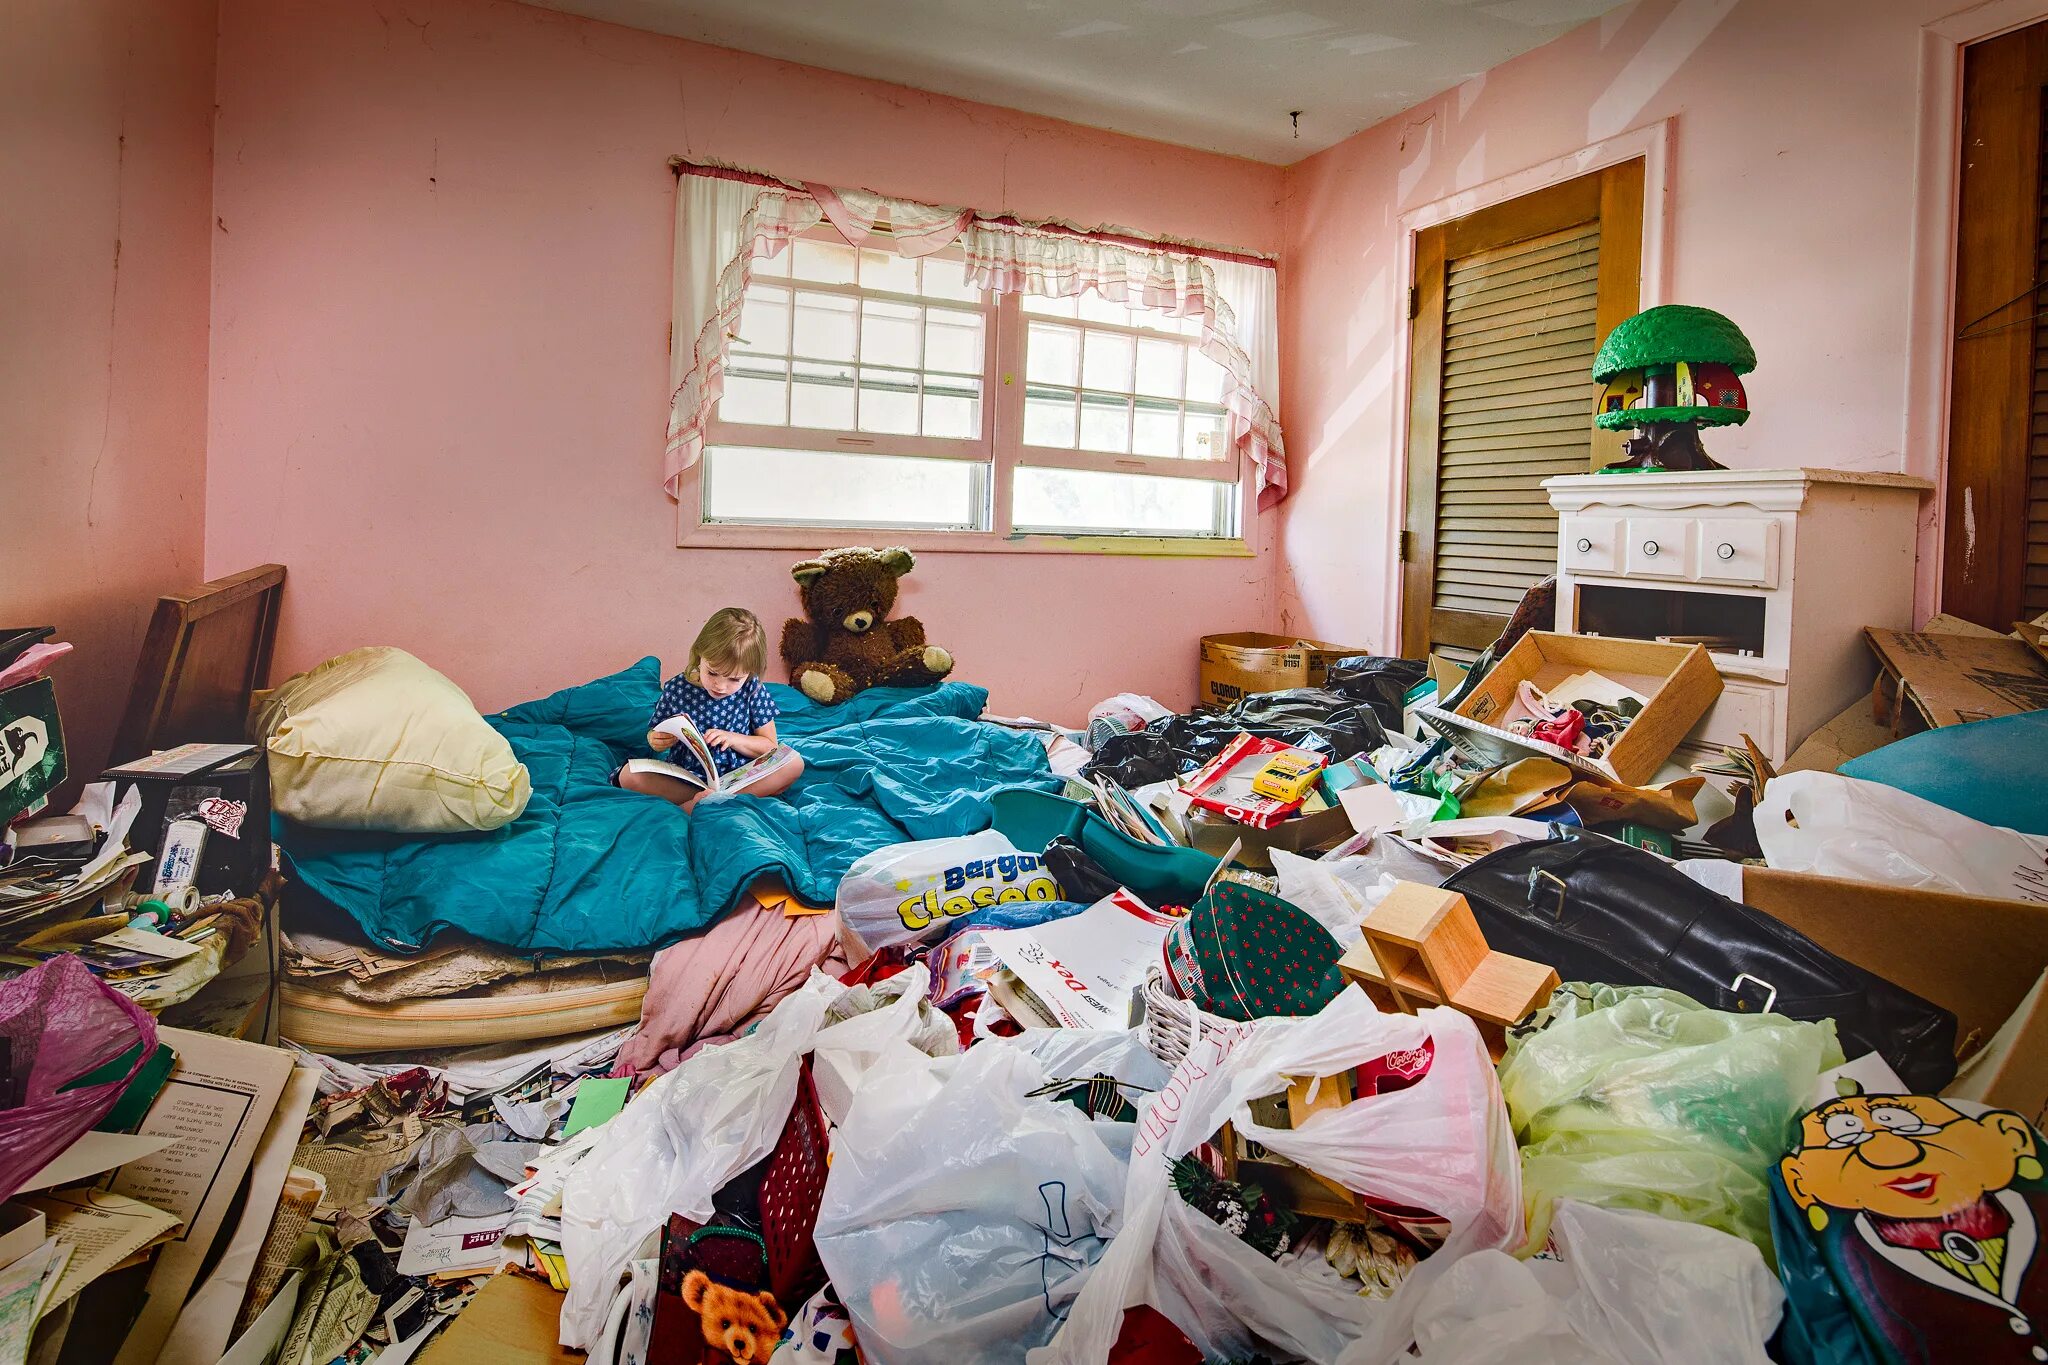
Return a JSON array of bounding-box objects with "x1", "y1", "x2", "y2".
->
[{"x1": 666, "y1": 156, "x2": 1275, "y2": 268}]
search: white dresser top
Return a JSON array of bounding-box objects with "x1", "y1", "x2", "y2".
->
[{"x1": 1544, "y1": 467, "x2": 1933, "y2": 513}]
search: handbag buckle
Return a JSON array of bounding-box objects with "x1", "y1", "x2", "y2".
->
[
  {"x1": 1730, "y1": 972, "x2": 1778, "y2": 1014},
  {"x1": 1527, "y1": 869, "x2": 1568, "y2": 921}
]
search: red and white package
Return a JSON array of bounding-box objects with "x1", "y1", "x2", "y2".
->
[{"x1": 1178, "y1": 733, "x2": 1304, "y2": 829}]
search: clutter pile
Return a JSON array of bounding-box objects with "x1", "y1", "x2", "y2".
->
[{"x1": 6, "y1": 577, "x2": 2048, "y2": 1365}]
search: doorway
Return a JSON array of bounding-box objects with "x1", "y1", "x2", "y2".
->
[{"x1": 1400, "y1": 160, "x2": 1643, "y2": 659}]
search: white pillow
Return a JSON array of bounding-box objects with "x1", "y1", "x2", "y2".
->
[{"x1": 252, "y1": 647, "x2": 530, "y2": 832}]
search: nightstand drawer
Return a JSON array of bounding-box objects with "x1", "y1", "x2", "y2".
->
[
  {"x1": 1686, "y1": 677, "x2": 1785, "y2": 762},
  {"x1": 1696, "y1": 517, "x2": 1780, "y2": 587},
  {"x1": 1624, "y1": 517, "x2": 1695, "y2": 579},
  {"x1": 1562, "y1": 516, "x2": 1621, "y2": 574}
]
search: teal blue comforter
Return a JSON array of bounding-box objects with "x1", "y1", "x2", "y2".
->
[{"x1": 277, "y1": 658, "x2": 1058, "y2": 953}]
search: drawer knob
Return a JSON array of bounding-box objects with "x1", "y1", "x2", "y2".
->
[
  {"x1": 1717, "y1": 542, "x2": 1736, "y2": 561},
  {"x1": 1643, "y1": 539, "x2": 1660, "y2": 557},
  {"x1": 1576, "y1": 537, "x2": 1593, "y2": 553}
]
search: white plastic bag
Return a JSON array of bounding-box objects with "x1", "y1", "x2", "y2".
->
[
  {"x1": 1088, "y1": 692, "x2": 1173, "y2": 737},
  {"x1": 836, "y1": 831, "x2": 1062, "y2": 958},
  {"x1": 1754, "y1": 770, "x2": 2048, "y2": 902},
  {"x1": 814, "y1": 1039, "x2": 1133, "y2": 1365},
  {"x1": 810, "y1": 967, "x2": 958, "y2": 1125},
  {"x1": 557, "y1": 971, "x2": 840, "y2": 1348},
  {"x1": 1041, "y1": 990, "x2": 1521, "y2": 1365},
  {"x1": 1271, "y1": 848, "x2": 1381, "y2": 946},
  {"x1": 1403, "y1": 1201, "x2": 1781, "y2": 1365}
]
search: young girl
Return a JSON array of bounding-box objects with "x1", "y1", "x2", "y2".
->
[{"x1": 618, "y1": 607, "x2": 804, "y2": 812}]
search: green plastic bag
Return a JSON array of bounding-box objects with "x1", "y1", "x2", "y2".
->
[{"x1": 1500, "y1": 983, "x2": 1844, "y2": 1259}]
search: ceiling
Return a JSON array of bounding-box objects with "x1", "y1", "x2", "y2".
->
[{"x1": 525, "y1": 0, "x2": 1630, "y2": 164}]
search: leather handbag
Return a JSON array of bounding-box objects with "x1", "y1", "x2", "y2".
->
[{"x1": 1442, "y1": 832, "x2": 1959, "y2": 1092}]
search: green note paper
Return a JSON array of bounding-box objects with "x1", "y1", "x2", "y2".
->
[{"x1": 560, "y1": 1077, "x2": 630, "y2": 1138}]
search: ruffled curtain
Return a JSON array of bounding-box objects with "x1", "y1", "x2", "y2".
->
[{"x1": 666, "y1": 169, "x2": 1287, "y2": 508}]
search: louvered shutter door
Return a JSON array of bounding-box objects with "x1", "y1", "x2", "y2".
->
[
  {"x1": 2030, "y1": 94, "x2": 2048, "y2": 617},
  {"x1": 1432, "y1": 223, "x2": 1601, "y2": 624}
]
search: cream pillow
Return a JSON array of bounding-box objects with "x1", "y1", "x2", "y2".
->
[{"x1": 252, "y1": 647, "x2": 531, "y2": 833}]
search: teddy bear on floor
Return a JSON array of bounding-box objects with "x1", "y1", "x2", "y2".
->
[
  {"x1": 780, "y1": 546, "x2": 954, "y2": 705},
  {"x1": 681, "y1": 1270, "x2": 787, "y2": 1365}
]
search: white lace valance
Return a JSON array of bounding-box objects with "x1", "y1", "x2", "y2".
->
[{"x1": 665, "y1": 166, "x2": 1287, "y2": 509}]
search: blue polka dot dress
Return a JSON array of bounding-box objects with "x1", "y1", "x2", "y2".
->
[{"x1": 645, "y1": 673, "x2": 778, "y2": 779}]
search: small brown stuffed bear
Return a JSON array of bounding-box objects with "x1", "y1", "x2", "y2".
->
[
  {"x1": 681, "y1": 1270, "x2": 787, "y2": 1365},
  {"x1": 780, "y1": 546, "x2": 954, "y2": 705}
]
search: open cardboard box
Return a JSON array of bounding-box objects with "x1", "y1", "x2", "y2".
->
[
  {"x1": 1186, "y1": 803, "x2": 1353, "y2": 870},
  {"x1": 1743, "y1": 867, "x2": 2048, "y2": 1125},
  {"x1": 1419, "y1": 632, "x2": 1722, "y2": 787}
]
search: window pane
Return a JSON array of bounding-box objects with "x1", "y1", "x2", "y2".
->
[
  {"x1": 704, "y1": 445, "x2": 987, "y2": 531},
  {"x1": 791, "y1": 238, "x2": 857, "y2": 284},
  {"x1": 719, "y1": 361, "x2": 788, "y2": 426},
  {"x1": 861, "y1": 300, "x2": 921, "y2": 369},
  {"x1": 1081, "y1": 331, "x2": 1135, "y2": 392},
  {"x1": 919, "y1": 256, "x2": 979, "y2": 301},
  {"x1": 1078, "y1": 391, "x2": 1131, "y2": 453},
  {"x1": 751, "y1": 245, "x2": 791, "y2": 277},
  {"x1": 1077, "y1": 291, "x2": 1130, "y2": 327},
  {"x1": 1023, "y1": 294, "x2": 1078, "y2": 318},
  {"x1": 857, "y1": 366, "x2": 919, "y2": 434},
  {"x1": 1026, "y1": 323, "x2": 1079, "y2": 387},
  {"x1": 1183, "y1": 408, "x2": 1228, "y2": 461},
  {"x1": 1135, "y1": 338, "x2": 1185, "y2": 399},
  {"x1": 1187, "y1": 348, "x2": 1229, "y2": 405},
  {"x1": 1013, "y1": 466, "x2": 1233, "y2": 537},
  {"x1": 733, "y1": 285, "x2": 790, "y2": 357},
  {"x1": 922, "y1": 376, "x2": 981, "y2": 439},
  {"x1": 859, "y1": 248, "x2": 919, "y2": 294},
  {"x1": 791, "y1": 360, "x2": 855, "y2": 429},
  {"x1": 791, "y1": 291, "x2": 856, "y2": 362},
  {"x1": 924, "y1": 308, "x2": 984, "y2": 375},
  {"x1": 1133, "y1": 401, "x2": 1180, "y2": 457},
  {"x1": 1024, "y1": 387, "x2": 1078, "y2": 447}
]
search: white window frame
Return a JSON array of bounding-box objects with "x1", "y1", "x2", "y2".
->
[{"x1": 676, "y1": 227, "x2": 1254, "y2": 557}]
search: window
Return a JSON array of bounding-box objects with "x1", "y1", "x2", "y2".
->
[{"x1": 687, "y1": 227, "x2": 1248, "y2": 550}]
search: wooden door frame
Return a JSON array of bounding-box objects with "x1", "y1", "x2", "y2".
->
[
  {"x1": 1397, "y1": 160, "x2": 1647, "y2": 658},
  {"x1": 1381, "y1": 121, "x2": 1672, "y2": 657}
]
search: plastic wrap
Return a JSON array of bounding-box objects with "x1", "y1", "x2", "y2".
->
[
  {"x1": 0, "y1": 954, "x2": 156, "y2": 1201},
  {"x1": 1498, "y1": 984, "x2": 1842, "y2": 1256}
]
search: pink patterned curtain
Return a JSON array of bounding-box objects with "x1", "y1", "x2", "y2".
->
[{"x1": 666, "y1": 167, "x2": 1286, "y2": 507}]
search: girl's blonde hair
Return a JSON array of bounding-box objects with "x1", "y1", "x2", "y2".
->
[{"x1": 688, "y1": 607, "x2": 767, "y2": 681}]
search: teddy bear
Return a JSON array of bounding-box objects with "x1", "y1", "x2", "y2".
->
[
  {"x1": 780, "y1": 546, "x2": 954, "y2": 705},
  {"x1": 681, "y1": 1270, "x2": 787, "y2": 1365}
]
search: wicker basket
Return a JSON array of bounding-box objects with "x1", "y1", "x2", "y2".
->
[{"x1": 1140, "y1": 967, "x2": 1238, "y2": 1069}]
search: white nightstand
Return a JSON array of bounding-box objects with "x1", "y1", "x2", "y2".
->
[{"x1": 1542, "y1": 468, "x2": 1932, "y2": 763}]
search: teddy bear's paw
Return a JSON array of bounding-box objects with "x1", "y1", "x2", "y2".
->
[
  {"x1": 798, "y1": 669, "x2": 838, "y2": 704},
  {"x1": 922, "y1": 646, "x2": 954, "y2": 676}
]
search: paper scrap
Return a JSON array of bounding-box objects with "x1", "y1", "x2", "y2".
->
[
  {"x1": 394, "y1": 1213, "x2": 514, "y2": 1279},
  {"x1": 15, "y1": 1132, "x2": 176, "y2": 1194},
  {"x1": 1337, "y1": 782, "x2": 1409, "y2": 836},
  {"x1": 560, "y1": 1078, "x2": 629, "y2": 1138},
  {"x1": 0, "y1": 1237, "x2": 60, "y2": 1365},
  {"x1": 20, "y1": 1190, "x2": 181, "y2": 1311},
  {"x1": 94, "y1": 926, "x2": 206, "y2": 962}
]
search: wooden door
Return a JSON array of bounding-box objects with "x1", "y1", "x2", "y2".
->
[
  {"x1": 1945, "y1": 22, "x2": 2048, "y2": 627},
  {"x1": 1401, "y1": 160, "x2": 1643, "y2": 658}
]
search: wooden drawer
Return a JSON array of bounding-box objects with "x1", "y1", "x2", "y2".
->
[
  {"x1": 1562, "y1": 516, "x2": 1621, "y2": 574},
  {"x1": 1695, "y1": 517, "x2": 1780, "y2": 588},
  {"x1": 1685, "y1": 677, "x2": 1786, "y2": 762},
  {"x1": 1624, "y1": 517, "x2": 1695, "y2": 580}
]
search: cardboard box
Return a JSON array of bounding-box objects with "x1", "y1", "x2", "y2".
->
[
  {"x1": 1198, "y1": 633, "x2": 1365, "y2": 709},
  {"x1": 1742, "y1": 867, "x2": 2048, "y2": 1125},
  {"x1": 1186, "y1": 803, "x2": 1353, "y2": 869},
  {"x1": 419, "y1": 1273, "x2": 579, "y2": 1365},
  {"x1": 1863, "y1": 627, "x2": 2048, "y2": 730},
  {"x1": 1419, "y1": 632, "x2": 1722, "y2": 787}
]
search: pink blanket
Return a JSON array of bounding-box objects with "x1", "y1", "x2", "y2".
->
[{"x1": 613, "y1": 887, "x2": 846, "y2": 1076}]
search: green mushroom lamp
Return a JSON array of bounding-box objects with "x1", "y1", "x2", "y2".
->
[{"x1": 1591, "y1": 304, "x2": 1756, "y2": 472}]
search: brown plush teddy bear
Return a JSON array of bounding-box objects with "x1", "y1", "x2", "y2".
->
[
  {"x1": 681, "y1": 1270, "x2": 787, "y2": 1365},
  {"x1": 780, "y1": 546, "x2": 954, "y2": 705}
]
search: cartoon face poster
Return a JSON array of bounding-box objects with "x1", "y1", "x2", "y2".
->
[{"x1": 1780, "y1": 1093, "x2": 2047, "y2": 1362}]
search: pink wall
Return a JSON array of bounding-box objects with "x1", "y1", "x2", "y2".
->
[
  {"x1": 2, "y1": 0, "x2": 217, "y2": 786},
  {"x1": 1276, "y1": 0, "x2": 1965, "y2": 652},
  {"x1": 204, "y1": 0, "x2": 1287, "y2": 722}
]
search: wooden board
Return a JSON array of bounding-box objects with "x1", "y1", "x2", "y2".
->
[{"x1": 113, "y1": 564, "x2": 285, "y2": 766}]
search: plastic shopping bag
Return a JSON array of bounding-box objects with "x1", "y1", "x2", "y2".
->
[
  {"x1": 810, "y1": 968, "x2": 959, "y2": 1125},
  {"x1": 1754, "y1": 769, "x2": 2048, "y2": 902},
  {"x1": 835, "y1": 831, "x2": 1062, "y2": 959},
  {"x1": 1404, "y1": 1201, "x2": 1781, "y2": 1365},
  {"x1": 814, "y1": 1039, "x2": 1133, "y2": 1365},
  {"x1": 1042, "y1": 990, "x2": 1522, "y2": 1365},
  {"x1": 0, "y1": 954, "x2": 156, "y2": 1201},
  {"x1": 1498, "y1": 983, "x2": 1842, "y2": 1256},
  {"x1": 558, "y1": 971, "x2": 841, "y2": 1348}
]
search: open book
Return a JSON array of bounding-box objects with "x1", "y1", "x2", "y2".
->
[{"x1": 624, "y1": 713, "x2": 799, "y2": 798}]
